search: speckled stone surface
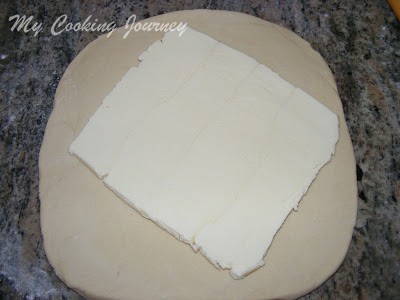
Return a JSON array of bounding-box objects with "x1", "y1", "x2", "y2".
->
[{"x1": 0, "y1": 0, "x2": 399, "y2": 299}]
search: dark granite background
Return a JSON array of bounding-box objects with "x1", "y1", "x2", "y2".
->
[{"x1": 0, "y1": 0, "x2": 399, "y2": 299}]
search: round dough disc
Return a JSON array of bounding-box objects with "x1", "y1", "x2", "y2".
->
[{"x1": 39, "y1": 10, "x2": 357, "y2": 300}]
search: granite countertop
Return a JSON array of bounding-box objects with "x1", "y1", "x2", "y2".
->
[{"x1": 0, "y1": 0, "x2": 399, "y2": 299}]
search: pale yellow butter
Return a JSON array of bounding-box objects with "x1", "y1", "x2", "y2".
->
[{"x1": 70, "y1": 27, "x2": 338, "y2": 279}]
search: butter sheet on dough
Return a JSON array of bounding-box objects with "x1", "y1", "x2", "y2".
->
[
  {"x1": 40, "y1": 10, "x2": 357, "y2": 300},
  {"x1": 70, "y1": 28, "x2": 339, "y2": 279}
]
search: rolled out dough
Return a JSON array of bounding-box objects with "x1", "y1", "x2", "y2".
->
[{"x1": 39, "y1": 10, "x2": 357, "y2": 300}]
